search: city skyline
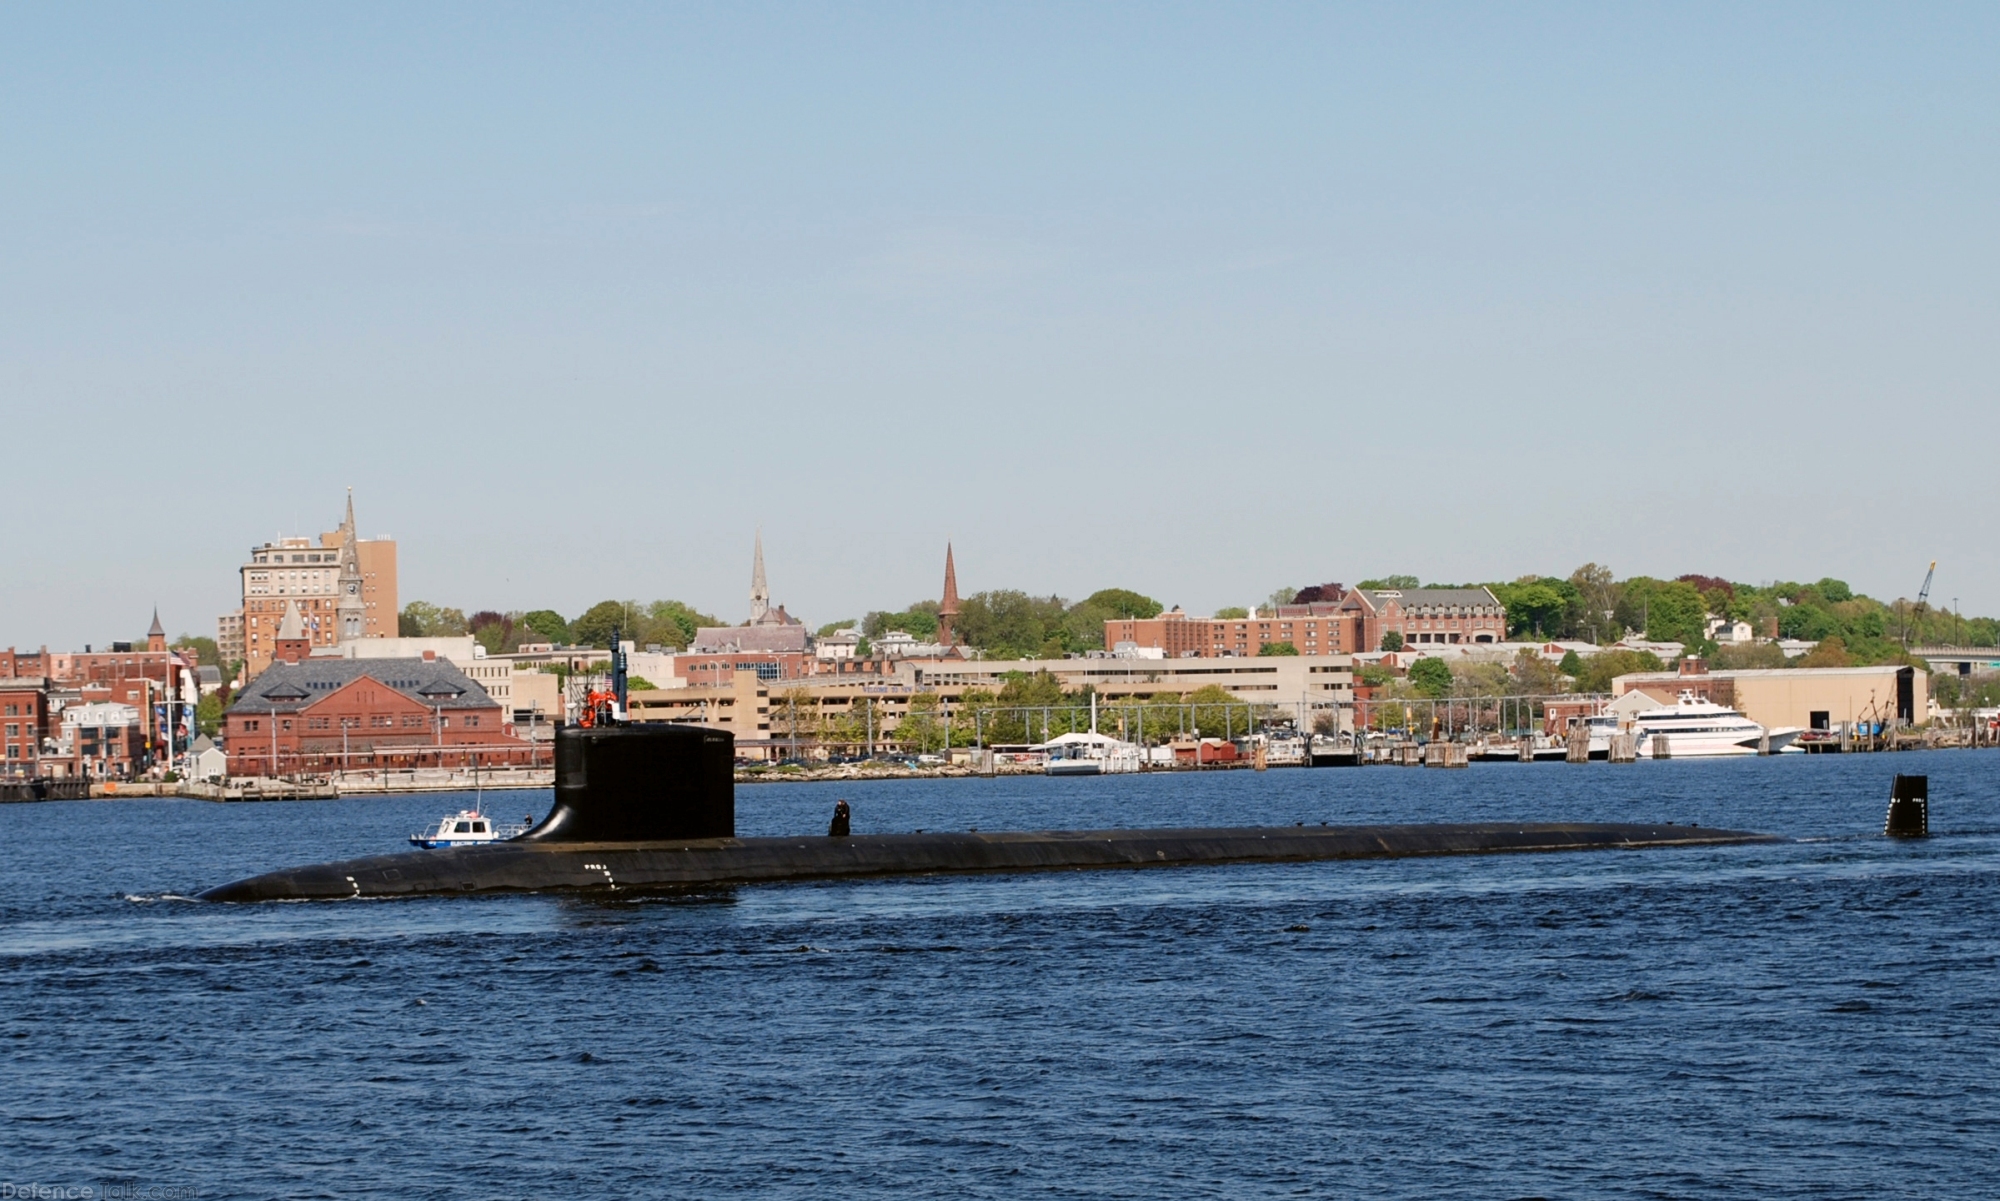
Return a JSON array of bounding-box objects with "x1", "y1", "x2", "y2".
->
[
  {"x1": 6, "y1": 5, "x2": 1997, "y2": 644},
  {"x1": 11, "y1": 507, "x2": 1989, "y2": 655}
]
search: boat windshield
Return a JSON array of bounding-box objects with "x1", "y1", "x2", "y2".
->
[{"x1": 454, "y1": 821, "x2": 472, "y2": 833}]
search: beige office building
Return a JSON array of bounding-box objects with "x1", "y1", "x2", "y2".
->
[{"x1": 627, "y1": 653, "x2": 1356, "y2": 760}]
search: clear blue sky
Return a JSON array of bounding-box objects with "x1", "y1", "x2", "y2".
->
[{"x1": 5, "y1": 3, "x2": 1996, "y2": 646}]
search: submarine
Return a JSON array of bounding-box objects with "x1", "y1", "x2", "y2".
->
[{"x1": 198, "y1": 647, "x2": 1777, "y2": 902}]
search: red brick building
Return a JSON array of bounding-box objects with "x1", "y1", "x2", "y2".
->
[
  {"x1": 1106, "y1": 603, "x2": 1362, "y2": 658},
  {"x1": 2, "y1": 612, "x2": 202, "y2": 777},
  {"x1": 1336, "y1": 587, "x2": 1506, "y2": 650},
  {"x1": 223, "y1": 655, "x2": 534, "y2": 776},
  {"x1": 0, "y1": 677, "x2": 51, "y2": 778}
]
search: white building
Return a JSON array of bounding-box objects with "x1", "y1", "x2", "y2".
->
[
  {"x1": 816, "y1": 630, "x2": 861, "y2": 661},
  {"x1": 1705, "y1": 618, "x2": 1756, "y2": 645}
]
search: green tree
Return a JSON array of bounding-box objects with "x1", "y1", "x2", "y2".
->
[
  {"x1": 1557, "y1": 650, "x2": 1584, "y2": 677},
  {"x1": 1267, "y1": 586, "x2": 1298, "y2": 608},
  {"x1": 399, "y1": 601, "x2": 440, "y2": 637},
  {"x1": 953, "y1": 687, "x2": 1001, "y2": 745},
  {"x1": 1492, "y1": 579, "x2": 1571, "y2": 639},
  {"x1": 1567, "y1": 563, "x2": 1621, "y2": 642},
  {"x1": 895, "y1": 692, "x2": 949, "y2": 753},
  {"x1": 468, "y1": 611, "x2": 517, "y2": 656},
  {"x1": 171, "y1": 635, "x2": 221, "y2": 666},
  {"x1": 996, "y1": 669, "x2": 1071, "y2": 708},
  {"x1": 1408, "y1": 657, "x2": 1454, "y2": 698},
  {"x1": 1710, "y1": 642, "x2": 1787, "y2": 670},
  {"x1": 1380, "y1": 630, "x2": 1405, "y2": 652},
  {"x1": 1797, "y1": 636, "x2": 1853, "y2": 668},
  {"x1": 864, "y1": 605, "x2": 940, "y2": 640},
  {"x1": 828, "y1": 697, "x2": 876, "y2": 751},
  {"x1": 398, "y1": 601, "x2": 467, "y2": 637},
  {"x1": 1214, "y1": 606, "x2": 1249, "y2": 619},
  {"x1": 1187, "y1": 684, "x2": 1247, "y2": 738},
  {"x1": 817, "y1": 619, "x2": 858, "y2": 637},
  {"x1": 1507, "y1": 648, "x2": 1565, "y2": 696},
  {"x1": 520, "y1": 609, "x2": 570, "y2": 645},
  {"x1": 955, "y1": 591, "x2": 1069, "y2": 658},
  {"x1": 1630, "y1": 580, "x2": 1705, "y2": 646},
  {"x1": 1077, "y1": 589, "x2": 1163, "y2": 620},
  {"x1": 774, "y1": 687, "x2": 825, "y2": 755},
  {"x1": 1061, "y1": 588, "x2": 1164, "y2": 652},
  {"x1": 194, "y1": 692, "x2": 223, "y2": 738},
  {"x1": 1359, "y1": 575, "x2": 1420, "y2": 589},
  {"x1": 1571, "y1": 649, "x2": 1665, "y2": 694},
  {"x1": 643, "y1": 600, "x2": 719, "y2": 649},
  {"x1": 1779, "y1": 602, "x2": 1841, "y2": 641},
  {"x1": 1258, "y1": 641, "x2": 1299, "y2": 656},
  {"x1": 569, "y1": 600, "x2": 635, "y2": 649}
]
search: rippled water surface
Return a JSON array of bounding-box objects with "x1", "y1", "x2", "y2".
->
[{"x1": 5, "y1": 752, "x2": 1998, "y2": 1198}]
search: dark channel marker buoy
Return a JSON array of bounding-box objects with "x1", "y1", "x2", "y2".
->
[{"x1": 1885, "y1": 774, "x2": 1929, "y2": 838}]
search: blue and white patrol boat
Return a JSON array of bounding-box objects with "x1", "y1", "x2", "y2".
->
[{"x1": 409, "y1": 809, "x2": 531, "y2": 849}]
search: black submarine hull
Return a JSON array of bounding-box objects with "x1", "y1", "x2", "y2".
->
[
  {"x1": 197, "y1": 821, "x2": 1776, "y2": 901},
  {"x1": 196, "y1": 723, "x2": 1777, "y2": 902}
]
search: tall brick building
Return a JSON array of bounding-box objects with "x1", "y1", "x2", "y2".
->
[{"x1": 231, "y1": 491, "x2": 397, "y2": 677}]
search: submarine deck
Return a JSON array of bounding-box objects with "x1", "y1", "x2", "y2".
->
[{"x1": 197, "y1": 821, "x2": 1778, "y2": 901}]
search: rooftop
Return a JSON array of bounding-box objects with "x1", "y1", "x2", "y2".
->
[{"x1": 225, "y1": 657, "x2": 500, "y2": 715}]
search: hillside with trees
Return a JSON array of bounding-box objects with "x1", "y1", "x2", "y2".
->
[
  {"x1": 1302, "y1": 565, "x2": 1994, "y2": 668},
  {"x1": 397, "y1": 564, "x2": 1991, "y2": 670}
]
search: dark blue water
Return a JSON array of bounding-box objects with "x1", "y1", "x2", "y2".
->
[{"x1": 5, "y1": 753, "x2": 1998, "y2": 1198}]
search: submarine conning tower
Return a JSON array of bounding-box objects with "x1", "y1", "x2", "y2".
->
[{"x1": 523, "y1": 723, "x2": 736, "y2": 843}]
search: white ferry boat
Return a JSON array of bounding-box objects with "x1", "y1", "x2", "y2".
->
[
  {"x1": 1631, "y1": 692, "x2": 1803, "y2": 758},
  {"x1": 409, "y1": 809, "x2": 532, "y2": 849},
  {"x1": 1036, "y1": 732, "x2": 1144, "y2": 775},
  {"x1": 1583, "y1": 713, "x2": 1623, "y2": 759}
]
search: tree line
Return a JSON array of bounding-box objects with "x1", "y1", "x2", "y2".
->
[
  {"x1": 1300, "y1": 565, "x2": 1997, "y2": 669},
  {"x1": 399, "y1": 599, "x2": 721, "y2": 655}
]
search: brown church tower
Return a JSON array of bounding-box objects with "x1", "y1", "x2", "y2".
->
[{"x1": 938, "y1": 544, "x2": 960, "y2": 649}]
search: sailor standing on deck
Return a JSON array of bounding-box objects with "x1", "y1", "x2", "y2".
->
[{"x1": 829, "y1": 800, "x2": 851, "y2": 837}]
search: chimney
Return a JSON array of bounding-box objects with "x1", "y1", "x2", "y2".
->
[{"x1": 423, "y1": 650, "x2": 437, "y2": 661}]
